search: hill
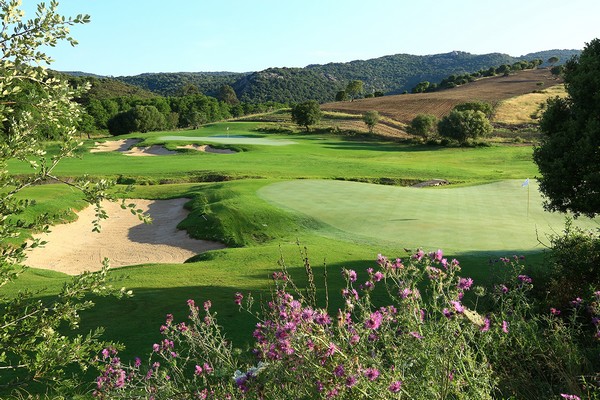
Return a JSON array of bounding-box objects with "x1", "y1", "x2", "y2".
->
[
  {"x1": 321, "y1": 68, "x2": 563, "y2": 124},
  {"x1": 110, "y1": 49, "x2": 580, "y2": 103}
]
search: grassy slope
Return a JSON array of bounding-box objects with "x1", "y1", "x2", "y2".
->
[
  {"x1": 493, "y1": 84, "x2": 567, "y2": 124},
  {"x1": 321, "y1": 68, "x2": 563, "y2": 124}
]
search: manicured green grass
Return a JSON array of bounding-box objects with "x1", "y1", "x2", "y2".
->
[
  {"x1": 8, "y1": 122, "x2": 539, "y2": 185},
  {"x1": 7, "y1": 121, "x2": 592, "y2": 364},
  {"x1": 257, "y1": 179, "x2": 599, "y2": 253}
]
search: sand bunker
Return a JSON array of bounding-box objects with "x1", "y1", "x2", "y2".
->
[
  {"x1": 123, "y1": 145, "x2": 177, "y2": 156},
  {"x1": 90, "y1": 139, "x2": 141, "y2": 153},
  {"x1": 177, "y1": 144, "x2": 236, "y2": 154},
  {"x1": 25, "y1": 198, "x2": 225, "y2": 275},
  {"x1": 90, "y1": 139, "x2": 234, "y2": 156}
]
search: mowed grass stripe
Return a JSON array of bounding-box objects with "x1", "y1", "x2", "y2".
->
[{"x1": 257, "y1": 179, "x2": 599, "y2": 253}]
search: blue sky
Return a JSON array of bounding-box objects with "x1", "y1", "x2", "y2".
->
[{"x1": 24, "y1": 0, "x2": 600, "y2": 76}]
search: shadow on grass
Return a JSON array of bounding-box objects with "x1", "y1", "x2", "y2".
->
[{"x1": 321, "y1": 141, "x2": 446, "y2": 153}]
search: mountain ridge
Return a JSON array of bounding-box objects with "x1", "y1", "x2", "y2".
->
[{"x1": 62, "y1": 49, "x2": 580, "y2": 103}]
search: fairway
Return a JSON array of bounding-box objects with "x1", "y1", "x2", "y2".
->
[
  {"x1": 158, "y1": 135, "x2": 297, "y2": 146},
  {"x1": 258, "y1": 179, "x2": 599, "y2": 253}
]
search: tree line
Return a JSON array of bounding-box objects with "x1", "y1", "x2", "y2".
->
[
  {"x1": 410, "y1": 59, "x2": 546, "y2": 93},
  {"x1": 61, "y1": 77, "x2": 287, "y2": 135}
]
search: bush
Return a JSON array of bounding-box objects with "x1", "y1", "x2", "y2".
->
[
  {"x1": 438, "y1": 110, "x2": 493, "y2": 145},
  {"x1": 94, "y1": 249, "x2": 600, "y2": 399},
  {"x1": 533, "y1": 220, "x2": 600, "y2": 308}
]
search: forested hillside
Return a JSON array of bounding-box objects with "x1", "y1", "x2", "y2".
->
[{"x1": 108, "y1": 49, "x2": 580, "y2": 103}]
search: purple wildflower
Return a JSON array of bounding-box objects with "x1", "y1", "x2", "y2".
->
[
  {"x1": 457, "y1": 277, "x2": 474, "y2": 291},
  {"x1": 195, "y1": 365, "x2": 203, "y2": 376},
  {"x1": 345, "y1": 375, "x2": 357, "y2": 388},
  {"x1": 388, "y1": 381, "x2": 402, "y2": 393},
  {"x1": 409, "y1": 331, "x2": 423, "y2": 339},
  {"x1": 203, "y1": 363, "x2": 213, "y2": 374},
  {"x1": 480, "y1": 318, "x2": 490, "y2": 332},
  {"x1": 203, "y1": 300, "x2": 212, "y2": 311},
  {"x1": 502, "y1": 320, "x2": 509, "y2": 334},
  {"x1": 364, "y1": 368, "x2": 380, "y2": 381},
  {"x1": 234, "y1": 292, "x2": 243, "y2": 306},
  {"x1": 550, "y1": 307, "x2": 561, "y2": 316},
  {"x1": 518, "y1": 275, "x2": 532, "y2": 284},
  {"x1": 442, "y1": 308, "x2": 453, "y2": 319},
  {"x1": 365, "y1": 311, "x2": 383, "y2": 330},
  {"x1": 450, "y1": 300, "x2": 464, "y2": 314},
  {"x1": 373, "y1": 271, "x2": 384, "y2": 282},
  {"x1": 560, "y1": 395, "x2": 581, "y2": 400},
  {"x1": 333, "y1": 364, "x2": 345, "y2": 377},
  {"x1": 344, "y1": 269, "x2": 357, "y2": 282}
]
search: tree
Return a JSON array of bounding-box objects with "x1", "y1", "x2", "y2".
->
[
  {"x1": 362, "y1": 110, "x2": 380, "y2": 133},
  {"x1": 0, "y1": 2, "x2": 139, "y2": 396},
  {"x1": 291, "y1": 100, "x2": 322, "y2": 132},
  {"x1": 131, "y1": 105, "x2": 167, "y2": 132},
  {"x1": 217, "y1": 84, "x2": 239, "y2": 105},
  {"x1": 345, "y1": 80, "x2": 364, "y2": 101},
  {"x1": 438, "y1": 110, "x2": 493, "y2": 144},
  {"x1": 548, "y1": 56, "x2": 560, "y2": 66},
  {"x1": 335, "y1": 90, "x2": 348, "y2": 101},
  {"x1": 533, "y1": 39, "x2": 600, "y2": 218},
  {"x1": 550, "y1": 65, "x2": 564, "y2": 76},
  {"x1": 412, "y1": 81, "x2": 430, "y2": 93},
  {"x1": 453, "y1": 101, "x2": 494, "y2": 118},
  {"x1": 408, "y1": 114, "x2": 438, "y2": 140}
]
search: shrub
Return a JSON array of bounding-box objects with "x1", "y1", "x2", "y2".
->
[{"x1": 94, "y1": 249, "x2": 600, "y2": 399}]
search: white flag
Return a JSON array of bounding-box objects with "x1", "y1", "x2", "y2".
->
[{"x1": 521, "y1": 178, "x2": 529, "y2": 187}]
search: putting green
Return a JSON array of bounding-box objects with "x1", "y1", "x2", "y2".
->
[
  {"x1": 158, "y1": 135, "x2": 297, "y2": 146},
  {"x1": 257, "y1": 179, "x2": 599, "y2": 253}
]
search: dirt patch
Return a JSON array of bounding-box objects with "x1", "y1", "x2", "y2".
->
[
  {"x1": 25, "y1": 198, "x2": 225, "y2": 275},
  {"x1": 177, "y1": 144, "x2": 236, "y2": 154}
]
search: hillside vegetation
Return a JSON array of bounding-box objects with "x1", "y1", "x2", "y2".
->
[
  {"x1": 321, "y1": 68, "x2": 563, "y2": 125},
  {"x1": 111, "y1": 50, "x2": 579, "y2": 103}
]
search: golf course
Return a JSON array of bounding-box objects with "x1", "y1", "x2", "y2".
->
[{"x1": 7, "y1": 119, "x2": 598, "y2": 361}]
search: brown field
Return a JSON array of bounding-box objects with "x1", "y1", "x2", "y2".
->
[{"x1": 321, "y1": 68, "x2": 563, "y2": 125}]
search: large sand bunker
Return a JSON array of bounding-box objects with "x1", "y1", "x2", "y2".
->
[
  {"x1": 90, "y1": 139, "x2": 236, "y2": 156},
  {"x1": 25, "y1": 198, "x2": 225, "y2": 275}
]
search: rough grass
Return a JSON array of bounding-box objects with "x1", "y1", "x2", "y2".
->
[{"x1": 493, "y1": 84, "x2": 567, "y2": 124}]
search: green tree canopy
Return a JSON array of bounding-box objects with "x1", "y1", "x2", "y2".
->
[
  {"x1": 291, "y1": 100, "x2": 322, "y2": 131},
  {"x1": 438, "y1": 110, "x2": 493, "y2": 144},
  {"x1": 408, "y1": 114, "x2": 438, "y2": 140},
  {"x1": 335, "y1": 90, "x2": 348, "y2": 101},
  {"x1": 453, "y1": 101, "x2": 494, "y2": 118},
  {"x1": 533, "y1": 38, "x2": 600, "y2": 217},
  {"x1": 362, "y1": 110, "x2": 380, "y2": 133},
  {"x1": 0, "y1": 1, "x2": 137, "y2": 396},
  {"x1": 217, "y1": 84, "x2": 240, "y2": 105},
  {"x1": 345, "y1": 80, "x2": 364, "y2": 101}
]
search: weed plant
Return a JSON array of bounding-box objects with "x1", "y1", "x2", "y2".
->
[{"x1": 95, "y1": 249, "x2": 599, "y2": 399}]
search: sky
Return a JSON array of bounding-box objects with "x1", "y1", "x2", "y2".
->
[{"x1": 22, "y1": 0, "x2": 600, "y2": 77}]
